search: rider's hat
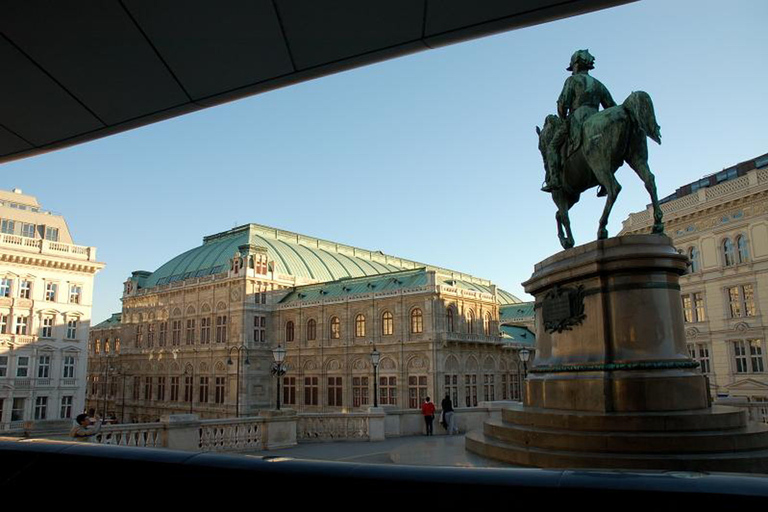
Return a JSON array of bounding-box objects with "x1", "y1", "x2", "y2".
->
[{"x1": 567, "y1": 49, "x2": 595, "y2": 71}]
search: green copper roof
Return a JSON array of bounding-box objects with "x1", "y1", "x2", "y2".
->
[
  {"x1": 500, "y1": 302, "x2": 535, "y2": 322},
  {"x1": 500, "y1": 325, "x2": 535, "y2": 345},
  {"x1": 280, "y1": 268, "x2": 430, "y2": 303},
  {"x1": 139, "y1": 223, "x2": 521, "y2": 304},
  {"x1": 93, "y1": 313, "x2": 122, "y2": 330}
]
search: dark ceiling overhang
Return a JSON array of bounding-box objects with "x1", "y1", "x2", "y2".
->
[{"x1": 0, "y1": 0, "x2": 633, "y2": 165}]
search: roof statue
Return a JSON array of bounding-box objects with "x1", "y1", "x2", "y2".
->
[{"x1": 536, "y1": 49, "x2": 665, "y2": 249}]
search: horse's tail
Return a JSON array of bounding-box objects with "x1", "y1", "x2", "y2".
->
[{"x1": 623, "y1": 91, "x2": 661, "y2": 145}]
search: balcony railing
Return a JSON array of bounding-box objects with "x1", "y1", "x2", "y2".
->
[{"x1": 0, "y1": 234, "x2": 97, "y2": 262}]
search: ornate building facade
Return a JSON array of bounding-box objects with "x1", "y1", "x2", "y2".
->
[
  {"x1": 620, "y1": 152, "x2": 768, "y2": 404},
  {"x1": 0, "y1": 188, "x2": 104, "y2": 429},
  {"x1": 87, "y1": 223, "x2": 534, "y2": 422}
]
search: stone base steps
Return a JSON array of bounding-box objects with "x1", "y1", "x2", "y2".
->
[{"x1": 466, "y1": 405, "x2": 768, "y2": 473}]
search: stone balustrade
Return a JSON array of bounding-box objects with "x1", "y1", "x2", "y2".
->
[
  {"x1": 93, "y1": 422, "x2": 164, "y2": 447},
  {"x1": 0, "y1": 233, "x2": 97, "y2": 261}
]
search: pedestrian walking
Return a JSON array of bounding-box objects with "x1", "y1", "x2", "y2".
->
[{"x1": 441, "y1": 393, "x2": 458, "y2": 435}]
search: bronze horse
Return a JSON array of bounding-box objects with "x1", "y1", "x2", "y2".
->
[{"x1": 537, "y1": 91, "x2": 664, "y2": 249}]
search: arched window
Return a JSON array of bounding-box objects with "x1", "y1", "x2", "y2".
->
[
  {"x1": 355, "y1": 314, "x2": 366, "y2": 337},
  {"x1": 307, "y1": 319, "x2": 316, "y2": 341},
  {"x1": 467, "y1": 310, "x2": 475, "y2": 334},
  {"x1": 484, "y1": 312, "x2": 492, "y2": 336},
  {"x1": 737, "y1": 235, "x2": 750, "y2": 263},
  {"x1": 330, "y1": 316, "x2": 340, "y2": 339},
  {"x1": 723, "y1": 238, "x2": 735, "y2": 267},
  {"x1": 688, "y1": 247, "x2": 700, "y2": 273},
  {"x1": 381, "y1": 311, "x2": 393, "y2": 336},
  {"x1": 410, "y1": 308, "x2": 423, "y2": 334},
  {"x1": 446, "y1": 307, "x2": 454, "y2": 332},
  {"x1": 285, "y1": 321, "x2": 294, "y2": 342}
]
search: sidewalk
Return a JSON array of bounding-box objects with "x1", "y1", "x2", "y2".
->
[{"x1": 250, "y1": 434, "x2": 510, "y2": 467}]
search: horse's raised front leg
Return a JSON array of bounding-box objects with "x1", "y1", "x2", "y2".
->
[{"x1": 629, "y1": 156, "x2": 664, "y2": 234}]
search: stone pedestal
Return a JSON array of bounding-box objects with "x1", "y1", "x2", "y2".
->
[
  {"x1": 523, "y1": 235, "x2": 708, "y2": 412},
  {"x1": 466, "y1": 235, "x2": 768, "y2": 472}
]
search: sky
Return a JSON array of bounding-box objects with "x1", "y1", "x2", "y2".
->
[{"x1": 3, "y1": 0, "x2": 767, "y2": 324}]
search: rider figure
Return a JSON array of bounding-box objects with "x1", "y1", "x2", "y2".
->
[{"x1": 542, "y1": 50, "x2": 617, "y2": 193}]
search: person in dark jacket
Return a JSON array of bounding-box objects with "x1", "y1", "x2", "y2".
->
[{"x1": 441, "y1": 393, "x2": 458, "y2": 435}]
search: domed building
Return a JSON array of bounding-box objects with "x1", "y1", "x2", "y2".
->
[{"x1": 87, "y1": 223, "x2": 533, "y2": 422}]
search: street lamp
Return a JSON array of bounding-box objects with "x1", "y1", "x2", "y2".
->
[
  {"x1": 184, "y1": 364, "x2": 195, "y2": 414},
  {"x1": 370, "y1": 346, "x2": 381, "y2": 408},
  {"x1": 518, "y1": 348, "x2": 530, "y2": 376},
  {"x1": 271, "y1": 345, "x2": 287, "y2": 410},
  {"x1": 227, "y1": 345, "x2": 250, "y2": 418}
]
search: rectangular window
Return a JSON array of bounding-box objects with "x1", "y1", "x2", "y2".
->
[
  {"x1": 37, "y1": 355, "x2": 51, "y2": 378},
  {"x1": 34, "y1": 396, "x2": 47, "y2": 420},
  {"x1": 15, "y1": 316, "x2": 28, "y2": 335},
  {"x1": 283, "y1": 376, "x2": 296, "y2": 406},
  {"x1": 62, "y1": 356, "x2": 75, "y2": 378},
  {"x1": 501, "y1": 374, "x2": 508, "y2": 400},
  {"x1": 172, "y1": 320, "x2": 182, "y2": 346},
  {"x1": 734, "y1": 340, "x2": 749, "y2": 373},
  {"x1": 304, "y1": 377, "x2": 318, "y2": 406},
  {"x1": 682, "y1": 295, "x2": 693, "y2": 323},
  {"x1": 200, "y1": 317, "x2": 211, "y2": 344},
  {"x1": 694, "y1": 293, "x2": 706, "y2": 322},
  {"x1": 0, "y1": 355, "x2": 7, "y2": 377},
  {"x1": 41, "y1": 316, "x2": 54, "y2": 338},
  {"x1": 170, "y1": 377, "x2": 180, "y2": 401},
  {"x1": 380, "y1": 376, "x2": 397, "y2": 405},
  {"x1": 688, "y1": 343, "x2": 711, "y2": 374},
  {"x1": 20, "y1": 223, "x2": 35, "y2": 238},
  {"x1": 45, "y1": 282, "x2": 57, "y2": 302},
  {"x1": 45, "y1": 226, "x2": 59, "y2": 242},
  {"x1": 465, "y1": 374, "x2": 478, "y2": 407},
  {"x1": 0, "y1": 279, "x2": 11, "y2": 297},
  {"x1": 184, "y1": 376, "x2": 193, "y2": 403},
  {"x1": 327, "y1": 376, "x2": 343, "y2": 406},
  {"x1": 483, "y1": 374, "x2": 495, "y2": 401},
  {"x1": 352, "y1": 376, "x2": 369, "y2": 407},
  {"x1": 19, "y1": 280, "x2": 31, "y2": 299},
  {"x1": 66, "y1": 319, "x2": 77, "y2": 339},
  {"x1": 254, "y1": 315, "x2": 266, "y2": 343},
  {"x1": 157, "y1": 322, "x2": 166, "y2": 346},
  {"x1": 409, "y1": 376, "x2": 427, "y2": 409},
  {"x1": 445, "y1": 374, "x2": 459, "y2": 406},
  {"x1": 11, "y1": 397, "x2": 25, "y2": 421},
  {"x1": 60, "y1": 396, "x2": 73, "y2": 419},
  {"x1": 69, "y1": 285, "x2": 81, "y2": 304},
  {"x1": 157, "y1": 376, "x2": 166, "y2": 401},
  {"x1": 215, "y1": 376, "x2": 226, "y2": 404},
  {"x1": 136, "y1": 324, "x2": 143, "y2": 347},
  {"x1": 1, "y1": 219, "x2": 15, "y2": 235},
  {"x1": 0, "y1": 314, "x2": 8, "y2": 334},
  {"x1": 132, "y1": 377, "x2": 141, "y2": 400},
  {"x1": 750, "y1": 339, "x2": 765, "y2": 373},
  {"x1": 186, "y1": 319, "x2": 195, "y2": 345},
  {"x1": 215, "y1": 315, "x2": 227, "y2": 343},
  {"x1": 146, "y1": 323, "x2": 155, "y2": 347},
  {"x1": 199, "y1": 376, "x2": 209, "y2": 403},
  {"x1": 16, "y1": 356, "x2": 29, "y2": 377},
  {"x1": 729, "y1": 285, "x2": 757, "y2": 319},
  {"x1": 144, "y1": 377, "x2": 152, "y2": 400}
]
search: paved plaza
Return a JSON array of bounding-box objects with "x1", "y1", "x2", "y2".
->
[{"x1": 250, "y1": 434, "x2": 510, "y2": 467}]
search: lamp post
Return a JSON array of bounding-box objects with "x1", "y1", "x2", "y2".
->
[
  {"x1": 227, "y1": 345, "x2": 250, "y2": 418},
  {"x1": 518, "y1": 348, "x2": 531, "y2": 402},
  {"x1": 518, "y1": 348, "x2": 531, "y2": 376},
  {"x1": 271, "y1": 344, "x2": 287, "y2": 410},
  {"x1": 184, "y1": 364, "x2": 195, "y2": 414},
  {"x1": 370, "y1": 346, "x2": 380, "y2": 408}
]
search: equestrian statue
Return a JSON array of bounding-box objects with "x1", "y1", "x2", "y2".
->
[{"x1": 537, "y1": 49, "x2": 664, "y2": 249}]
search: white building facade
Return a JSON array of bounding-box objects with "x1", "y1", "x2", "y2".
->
[{"x1": 0, "y1": 188, "x2": 104, "y2": 430}]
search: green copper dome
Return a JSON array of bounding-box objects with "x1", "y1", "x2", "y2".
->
[{"x1": 139, "y1": 223, "x2": 521, "y2": 305}]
